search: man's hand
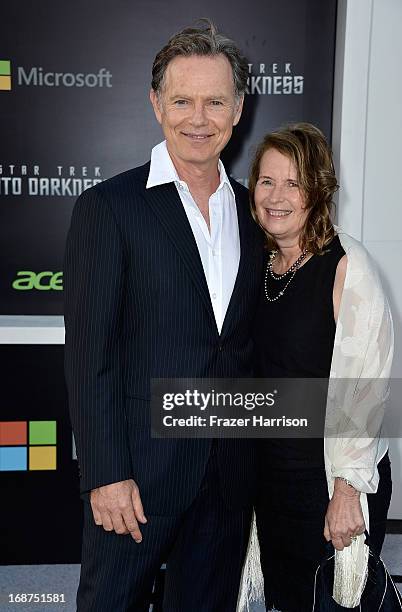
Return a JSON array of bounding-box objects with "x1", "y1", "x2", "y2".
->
[
  {"x1": 90, "y1": 479, "x2": 147, "y2": 543},
  {"x1": 324, "y1": 478, "x2": 365, "y2": 551}
]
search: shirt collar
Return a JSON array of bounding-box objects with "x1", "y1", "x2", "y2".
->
[{"x1": 146, "y1": 140, "x2": 235, "y2": 198}]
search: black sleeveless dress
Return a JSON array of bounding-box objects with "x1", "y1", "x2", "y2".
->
[{"x1": 253, "y1": 235, "x2": 392, "y2": 612}]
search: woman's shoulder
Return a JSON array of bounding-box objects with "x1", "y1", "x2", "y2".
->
[
  {"x1": 334, "y1": 229, "x2": 389, "y2": 310},
  {"x1": 324, "y1": 233, "x2": 345, "y2": 258},
  {"x1": 312, "y1": 233, "x2": 345, "y2": 274},
  {"x1": 335, "y1": 228, "x2": 367, "y2": 257},
  {"x1": 335, "y1": 228, "x2": 378, "y2": 274}
]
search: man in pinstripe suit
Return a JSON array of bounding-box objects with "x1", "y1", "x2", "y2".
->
[{"x1": 64, "y1": 21, "x2": 264, "y2": 611}]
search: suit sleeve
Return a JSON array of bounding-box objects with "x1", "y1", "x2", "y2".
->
[{"x1": 63, "y1": 187, "x2": 132, "y2": 494}]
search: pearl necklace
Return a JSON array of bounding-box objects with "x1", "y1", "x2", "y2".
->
[{"x1": 264, "y1": 249, "x2": 309, "y2": 302}]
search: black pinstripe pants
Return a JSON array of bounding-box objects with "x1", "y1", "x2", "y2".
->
[{"x1": 77, "y1": 446, "x2": 252, "y2": 611}]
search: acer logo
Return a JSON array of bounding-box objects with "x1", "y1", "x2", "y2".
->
[{"x1": 12, "y1": 271, "x2": 63, "y2": 291}]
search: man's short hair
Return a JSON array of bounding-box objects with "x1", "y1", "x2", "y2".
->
[{"x1": 151, "y1": 19, "x2": 248, "y2": 100}]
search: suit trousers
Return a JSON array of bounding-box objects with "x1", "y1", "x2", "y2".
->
[{"x1": 77, "y1": 443, "x2": 252, "y2": 611}]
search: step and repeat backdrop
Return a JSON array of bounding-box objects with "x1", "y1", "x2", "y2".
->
[{"x1": 0, "y1": 0, "x2": 337, "y2": 563}]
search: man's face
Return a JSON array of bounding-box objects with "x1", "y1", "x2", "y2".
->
[{"x1": 150, "y1": 54, "x2": 243, "y2": 168}]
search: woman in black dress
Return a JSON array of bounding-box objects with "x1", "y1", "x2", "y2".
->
[{"x1": 249, "y1": 123, "x2": 393, "y2": 611}]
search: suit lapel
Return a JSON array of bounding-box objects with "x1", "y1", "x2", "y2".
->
[
  {"x1": 143, "y1": 179, "x2": 217, "y2": 328},
  {"x1": 139, "y1": 164, "x2": 257, "y2": 338},
  {"x1": 220, "y1": 180, "x2": 255, "y2": 338}
]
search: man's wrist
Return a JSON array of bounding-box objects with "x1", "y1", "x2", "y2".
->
[{"x1": 334, "y1": 476, "x2": 360, "y2": 497}]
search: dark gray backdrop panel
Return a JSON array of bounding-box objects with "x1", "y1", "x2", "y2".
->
[{"x1": 0, "y1": 0, "x2": 337, "y2": 315}]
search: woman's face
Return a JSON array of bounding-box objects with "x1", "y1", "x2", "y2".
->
[{"x1": 254, "y1": 148, "x2": 308, "y2": 244}]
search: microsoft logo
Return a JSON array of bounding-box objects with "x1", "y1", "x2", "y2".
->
[
  {"x1": 0, "y1": 60, "x2": 11, "y2": 90},
  {"x1": 0, "y1": 60, "x2": 112, "y2": 90},
  {"x1": 0, "y1": 421, "x2": 57, "y2": 471}
]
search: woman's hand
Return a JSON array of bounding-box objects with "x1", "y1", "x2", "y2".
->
[{"x1": 324, "y1": 478, "x2": 366, "y2": 550}]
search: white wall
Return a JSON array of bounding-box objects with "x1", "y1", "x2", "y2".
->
[{"x1": 333, "y1": 0, "x2": 402, "y2": 518}]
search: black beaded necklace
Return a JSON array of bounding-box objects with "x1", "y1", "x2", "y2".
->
[{"x1": 264, "y1": 248, "x2": 309, "y2": 302}]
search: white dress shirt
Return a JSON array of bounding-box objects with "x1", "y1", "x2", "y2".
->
[{"x1": 146, "y1": 140, "x2": 240, "y2": 333}]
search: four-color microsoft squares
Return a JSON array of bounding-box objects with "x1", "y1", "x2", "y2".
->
[
  {"x1": 0, "y1": 421, "x2": 57, "y2": 470},
  {"x1": 0, "y1": 60, "x2": 11, "y2": 90}
]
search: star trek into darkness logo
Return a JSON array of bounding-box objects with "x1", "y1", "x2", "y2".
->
[
  {"x1": 243, "y1": 36, "x2": 304, "y2": 95},
  {"x1": 246, "y1": 61, "x2": 304, "y2": 95},
  {"x1": 0, "y1": 164, "x2": 103, "y2": 197}
]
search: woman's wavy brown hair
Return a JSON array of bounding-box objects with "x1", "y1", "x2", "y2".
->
[{"x1": 249, "y1": 123, "x2": 339, "y2": 253}]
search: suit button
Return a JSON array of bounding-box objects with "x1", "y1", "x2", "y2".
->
[{"x1": 218, "y1": 344, "x2": 223, "y2": 351}]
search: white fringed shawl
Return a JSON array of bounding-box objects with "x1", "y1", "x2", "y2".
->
[{"x1": 237, "y1": 230, "x2": 394, "y2": 611}]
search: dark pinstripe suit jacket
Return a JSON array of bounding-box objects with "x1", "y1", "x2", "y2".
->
[{"x1": 64, "y1": 161, "x2": 264, "y2": 515}]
